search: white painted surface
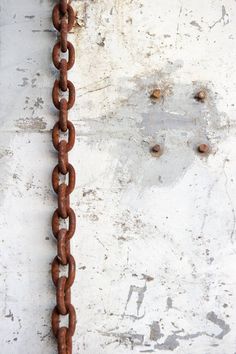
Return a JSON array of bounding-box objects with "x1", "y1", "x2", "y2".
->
[{"x1": 1, "y1": 0, "x2": 236, "y2": 353}]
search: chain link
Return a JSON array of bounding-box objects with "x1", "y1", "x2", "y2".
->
[{"x1": 51, "y1": 1, "x2": 76, "y2": 353}]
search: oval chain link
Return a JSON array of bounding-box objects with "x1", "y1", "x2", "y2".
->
[{"x1": 51, "y1": 1, "x2": 76, "y2": 353}]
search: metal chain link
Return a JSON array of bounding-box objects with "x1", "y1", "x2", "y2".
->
[{"x1": 51, "y1": 1, "x2": 76, "y2": 353}]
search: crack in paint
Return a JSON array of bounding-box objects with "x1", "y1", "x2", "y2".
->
[
  {"x1": 207, "y1": 311, "x2": 231, "y2": 339},
  {"x1": 99, "y1": 331, "x2": 144, "y2": 349},
  {"x1": 124, "y1": 282, "x2": 147, "y2": 317},
  {"x1": 101, "y1": 311, "x2": 230, "y2": 351},
  {"x1": 210, "y1": 5, "x2": 229, "y2": 29}
]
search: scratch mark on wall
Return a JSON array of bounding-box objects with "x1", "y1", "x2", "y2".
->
[
  {"x1": 166, "y1": 297, "x2": 173, "y2": 310},
  {"x1": 99, "y1": 330, "x2": 144, "y2": 349},
  {"x1": 15, "y1": 117, "x2": 47, "y2": 131},
  {"x1": 149, "y1": 321, "x2": 163, "y2": 341},
  {"x1": 154, "y1": 330, "x2": 208, "y2": 350},
  {"x1": 190, "y1": 20, "x2": 202, "y2": 31},
  {"x1": 124, "y1": 282, "x2": 147, "y2": 316},
  {"x1": 222, "y1": 158, "x2": 236, "y2": 244},
  {"x1": 18, "y1": 77, "x2": 29, "y2": 87},
  {"x1": 5, "y1": 309, "x2": 14, "y2": 322},
  {"x1": 207, "y1": 311, "x2": 231, "y2": 339},
  {"x1": 209, "y1": 5, "x2": 229, "y2": 29}
]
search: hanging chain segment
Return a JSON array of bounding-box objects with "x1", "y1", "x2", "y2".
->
[{"x1": 51, "y1": 1, "x2": 76, "y2": 353}]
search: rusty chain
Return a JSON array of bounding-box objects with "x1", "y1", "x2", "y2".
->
[{"x1": 51, "y1": 1, "x2": 76, "y2": 353}]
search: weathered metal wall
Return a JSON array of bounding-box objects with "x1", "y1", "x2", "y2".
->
[{"x1": 1, "y1": 0, "x2": 236, "y2": 353}]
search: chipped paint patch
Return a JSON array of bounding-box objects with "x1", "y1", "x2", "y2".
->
[{"x1": 15, "y1": 117, "x2": 47, "y2": 131}]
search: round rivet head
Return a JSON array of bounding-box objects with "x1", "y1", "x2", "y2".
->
[
  {"x1": 198, "y1": 143, "x2": 210, "y2": 154},
  {"x1": 152, "y1": 144, "x2": 160, "y2": 152},
  {"x1": 150, "y1": 89, "x2": 161, "y2": 100},
  {"x1": 150, "y1": 144, "x2": 162, "y2": 156},
  {"x1": 195, "y1": 90, "x2": 206, "y2": 102}
]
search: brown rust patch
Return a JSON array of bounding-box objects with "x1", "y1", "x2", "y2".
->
[{"x1": 150, "y1": 89, "x2": 162, "y2": 100}]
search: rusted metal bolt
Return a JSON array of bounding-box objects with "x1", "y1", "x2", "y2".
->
[
  {"x1": 197, "y1": 143, "x2": 210, "y2": 154},
  {"x1": 195, "y1": 90, "x2": 206, "y2": 102},
  {"x1": 150, "y1": 144, "x2": 162, "y2": 156},
  {"x1": 150, "y1": 89, "x2": 161, "y2": 100},
  {"x1": 152, "y1": 144, "x2": 161, "y2": 153}
]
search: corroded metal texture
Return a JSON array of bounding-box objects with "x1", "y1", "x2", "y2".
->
[
  {"x1": 1, "y1": 0, "x2": 236, "y2": 353},
  {"x1": 51, "y1": 2, "x2": 77, "y2": 353}
]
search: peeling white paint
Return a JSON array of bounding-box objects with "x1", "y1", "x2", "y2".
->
[{"x1": 1, "y1": 0, "x2": 236, "y2": 353}]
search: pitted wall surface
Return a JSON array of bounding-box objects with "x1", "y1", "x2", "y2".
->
[{"x1": 1, "y1": 1, "x2": 236, "y2": 353}]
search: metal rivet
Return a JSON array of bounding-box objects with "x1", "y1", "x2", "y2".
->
[
  {"x1": 150, "y1": 144, "x2": 162, "y2": 156},
  {"x1": 150, "y1": 89, "x2": 161, "y2": 100},
  {"x1": 195, "y1": 90, "x2": 206, "y2": 102},
  {"x1": 198, "y1": 143, "x2": 210, "y2": 154}
]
